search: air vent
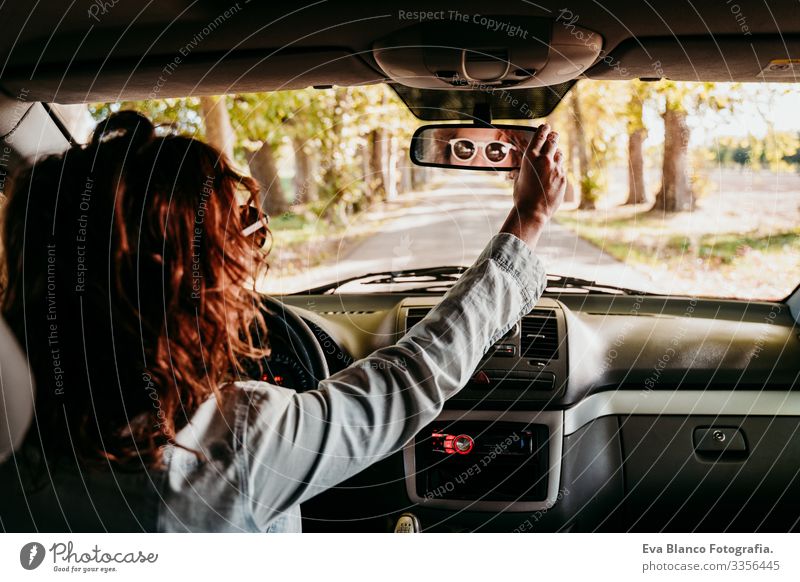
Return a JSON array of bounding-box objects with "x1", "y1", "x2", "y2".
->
[
  {"x1": 405, "y1": 307, "x2": 431, "y2": 331},
  {"x1": 521, "y1": 309, "x2": 559, "y2": 362}
]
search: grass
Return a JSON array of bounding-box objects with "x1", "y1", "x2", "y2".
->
[
  {"x1": 561, "y1": 213, "x2": 800, "y2": 264},
  {"x1": 692, "y1": 231, "x2": 800, "y2": 264},
  {"x1": 266, "y1": 212, "x2": 356, "y2": 275},
  {"x1": 557, "y1": 208, "x2": 800, "y2": 299}
]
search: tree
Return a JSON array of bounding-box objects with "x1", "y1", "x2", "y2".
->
[
  {"x1": 363, "y1": 89, "x2": 387, "y2": 204},
  {"x1": 624, "y1": 81, "x2": 652, "y2": 205},
  {"x1": 367, "y1": 126, "x2": 387, "y2": 203},
  {"x1": 199, "y1": 96, "x2": 236, "y2": 161},
  {"x1": 199, "y1": 95, "x2": 288, "y2": 215},
  {"x1": 229, "y1": 92, "x2": 311, "y2": 215},
  {"x1": 89, "y1": 97, "x2": 204, "y2": 136},
  {"x1": 553, "y1": 80, "x2": 628, "y2": 209},
  {"x1": 247, "y1": 142, "x2": 289, "y2": 216},
  {"x1": 652, "y1": 104, "x2": 694, "y2": 212},
  {"x1": 291, "y1": 134, "x2": 314, "y2": 204},
  {"x1": 349, "y1": 85, "x2": 417, "y2": 202},
  {"x1": 386, "y1": 135, "x2": 400, "y2": 201},
  {"x1": 751, "y1": 86, "x2": 800, "y2": 171},
  {"x1": 91, "y1": 84, "x2": 422, "y2": 222},
  {"x1": 650, "y1": 81, "x2": 738, "y2": 213},
  {"x1": 568, "y1": 85, "x2": 594, "y2": 209}
]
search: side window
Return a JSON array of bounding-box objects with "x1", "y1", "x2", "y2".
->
[{"x1": 49, "y1": 103, "x2": 94, "y2": 145}]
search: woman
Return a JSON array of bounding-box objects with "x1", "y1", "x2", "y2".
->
[{"x1": 0, "y1": 111, "x2": 565, "y2": 532}]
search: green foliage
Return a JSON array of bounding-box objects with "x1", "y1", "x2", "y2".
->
[
  {"x1": 88, "y1": 98, "x2": 204, "y2": 136},
  {"x1": 625, "y1": 80, "x2": 654, "y2": 133},
  {"x1": 708, "y1": 133, "x2": 800, "y2": 170},
  {"x1": 89, "y1": 80, "x2": 800, "y2": 225},
  {"x1": 91, "y1": 85, "x2": 419, "y2": 224},
  {"x1": 653, "y1": 80, "x2": 737, "y2": 114},
  {"x1": 579, "y1": 169, "x2": 604, "y2": 205}
]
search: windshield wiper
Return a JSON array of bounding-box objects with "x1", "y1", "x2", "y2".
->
[
  {"x1": 296, "y1": 267, "x2": 656, "y2": 296},
  {"x1": 543, "y1": 274, "x2": 656, "y2": 296},
  {"x1": 294, "y1": 265, "x2": 469, "y2": 294}
]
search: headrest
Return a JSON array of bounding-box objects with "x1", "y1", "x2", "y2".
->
[{"x1": 0, "y1": 316, "x2": 34, "y2": 462}]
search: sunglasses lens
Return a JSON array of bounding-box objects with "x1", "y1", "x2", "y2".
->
[
  {"x1": 485, "y1": 142, "x2": 509, "y2": 163},
  {"x1": 452, "y1": 139, "x2": 475, "y2": 160}
]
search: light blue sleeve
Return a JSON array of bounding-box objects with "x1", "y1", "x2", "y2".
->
[{"x1": 242, "y1": 233, "x2": 547, "y2": 528}]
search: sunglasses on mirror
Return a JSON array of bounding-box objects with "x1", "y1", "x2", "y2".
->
[{"x1": 448, "y1": 139, "x2": 518, "y2": 163}]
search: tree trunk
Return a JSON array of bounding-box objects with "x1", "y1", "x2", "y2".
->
[
  {"x1": 652, "y1": 108, "x2": 694, "y2": 213},
  {"x1": 625, "y1": 127, "x2": 647, "y2": 205},
  {"x1": 321, "y1": 87, "x2": 348, "y2": 222},
  {"x1": 199, "y1": 95, "x2": 236, "y2": 162},
  {"x1": 569, "y1": 87, "x2": 593, "y2": 209},
  {"x1": 368, "y1": 128, "x2": 386, "y2": 203},
  {"x1": 292, "y1": 135, "x2": 314, "y2": 204},
  {"x1": 386, "y1": 135, "x2": 398, "y2": 201},
  {"x1": 248, "y1": 142, "x2": 289, "y2": 216}
]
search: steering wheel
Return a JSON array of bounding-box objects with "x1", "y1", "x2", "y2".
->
[{"x1": 254, "y1": 296, "x2": 329, "y2": 391}]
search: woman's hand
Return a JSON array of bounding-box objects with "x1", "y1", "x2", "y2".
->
[{"x1": 499, "y1": 123, "x2": 567, "y2": 249}]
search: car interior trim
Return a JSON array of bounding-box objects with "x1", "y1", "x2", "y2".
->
[{"x1": 564, "y1": 389, "x2": 800, "y2": 436}]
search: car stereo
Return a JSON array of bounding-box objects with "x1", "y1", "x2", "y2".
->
[{"x1": 403, "y1": 410, "x2": 564, "y2": 512}]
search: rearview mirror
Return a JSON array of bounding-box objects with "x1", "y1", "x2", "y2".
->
[{"x1": 410, "y1": 124, "x2": 536, "y2": 171}]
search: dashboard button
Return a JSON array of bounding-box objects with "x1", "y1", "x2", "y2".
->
[
  {"x1": 452, "y1": 434, "x2": 474, "y2": 454},
  {"x1": 693, "y1": 427, "x2": 747, "y2": 456},
  {"x1": 431, "y1": 432, "x2": 475, "y2": 455}
]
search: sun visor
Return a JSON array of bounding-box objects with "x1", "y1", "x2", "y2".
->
[
  {"x1": 374, "y1": 15, "x2": 602, "y2": 90},
  {"x1": 0, "y1": 49, "x2": 383, "y2": 104},
  {"x1": 586, "y1": 35, "x2": 800, "y2": 82}
]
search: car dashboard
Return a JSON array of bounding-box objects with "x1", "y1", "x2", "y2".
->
[{"x1": 276, "y1": 291, "x2": 800, "y2": 532}]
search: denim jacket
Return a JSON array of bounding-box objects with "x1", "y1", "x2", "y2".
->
[{"x1": 0, "y1": 233, "x2": 545, "y2": 532}]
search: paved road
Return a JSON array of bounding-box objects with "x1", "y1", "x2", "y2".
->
[{"x1": 263, "y1": 174, "x2": 652, "y2": 294}]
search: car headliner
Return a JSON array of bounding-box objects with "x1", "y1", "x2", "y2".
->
[{"x1": 0, "y1": 1, "x2": 797, "y2": 107}]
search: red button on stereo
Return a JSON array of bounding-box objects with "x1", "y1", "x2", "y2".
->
[{"x1": 443, "y1": 433, "x2": 474, "y2": 455}]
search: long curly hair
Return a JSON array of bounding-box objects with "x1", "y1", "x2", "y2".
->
[{"x1": 1, "y1": 111, "x2": 271, "y2": 468}]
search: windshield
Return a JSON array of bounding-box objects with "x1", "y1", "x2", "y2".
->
[{"x1": 87, "y1": 80, "x2": 800, "y2": 300}]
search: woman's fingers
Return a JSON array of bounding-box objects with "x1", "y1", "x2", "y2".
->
[
  {"x1": 527, "y1": 123, "x2": 550, "y2": 156},
  {"x1": 540, "y1": 131, "x2": 559, "y2": 158}
]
